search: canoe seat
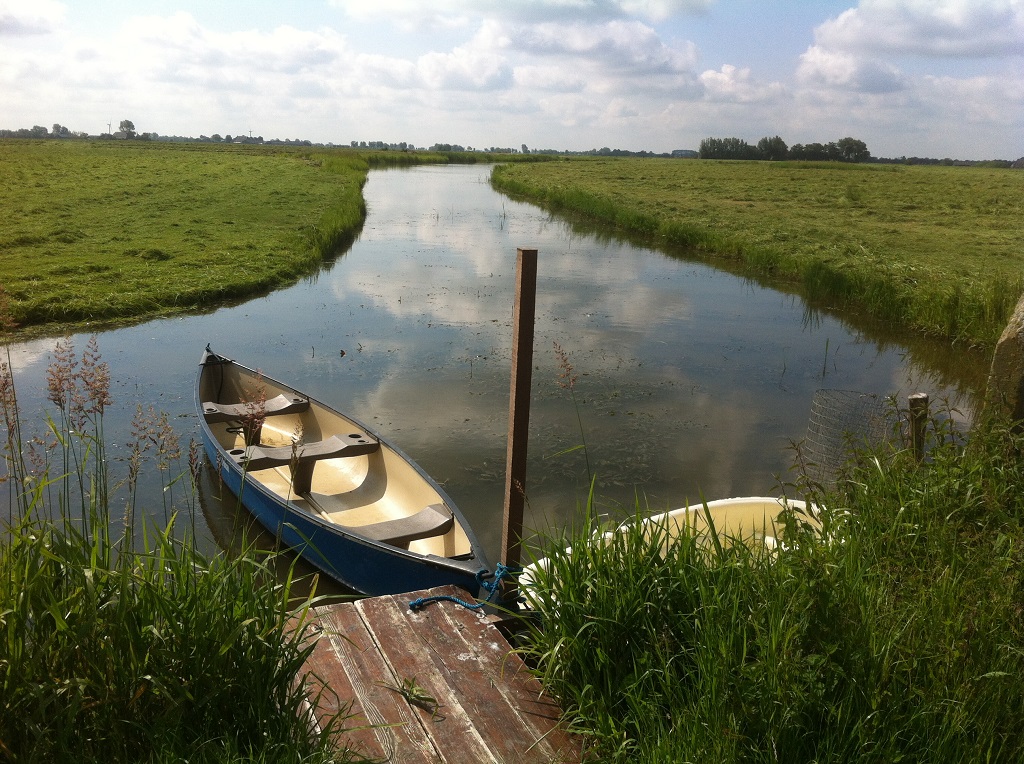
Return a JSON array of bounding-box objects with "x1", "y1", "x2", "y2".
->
[
  {"x1": 228, "y1": 433, "x2": 380, "y2": 494},
  {"x1": 345, "y1": 504, "x2": 454, "y2": 548},
  {"x1": 202, "y1": 393, "x2": 310, "y2": 423}
]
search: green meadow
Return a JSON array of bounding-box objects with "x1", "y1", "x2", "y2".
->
[
  {"x1": 0, "y1": 140, "x2": 430, "y2": 331},
  {"x1": 492, "y1": 158, "x2": 1024, "y2": 349},
  {"x1": 1, "y1": 140, "x2": 381, "y2": 329},
  {"x1": 5, "y1": 141, "x2": 1020, "y2": 350}
]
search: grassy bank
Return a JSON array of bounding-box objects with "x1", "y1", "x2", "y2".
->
[
  {"x1": 0, "y1": 338, "x2": 354, "y2": 762},
  {"x1": 492, "y1": 158, "x2": 1024, "y2": 349},
  {"x1": 521, "y1": 406, "x2": 1024, "y2": 762},
  {"x1": 0, "y1": 140, "x2": 377, "y2": 330}
]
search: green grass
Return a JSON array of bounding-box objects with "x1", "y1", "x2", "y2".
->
[
  {"x1": 491, "y1": 158, "x2": 1024, "y2": 349},
  {"x1": 0, "y1": 140, "x2": 368, "y2": 329},
  {"x1": 0, "y1": 141, "x2": 425, "y2": 332},
  {"x1": 520, "y1": 407, "x2": 1024, "y2": 762},
  {"x1": 0, "y1": 338, "x2": 356, "y2": 763}
]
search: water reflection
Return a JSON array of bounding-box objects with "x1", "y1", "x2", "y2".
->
[{"x1": 2, "y1": 164, "x2": 987, "y2": 564}]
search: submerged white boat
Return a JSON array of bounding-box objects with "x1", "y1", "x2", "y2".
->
[
  {"x1": 615, "y1": 495, "x2": 819, "y2": 550},
  {"x1": 520, "y1": 496, "x2": 820, "y2": 595}
]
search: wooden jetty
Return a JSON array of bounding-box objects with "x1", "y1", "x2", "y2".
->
[{"x1": 299, "y1": 585, "x2": 583, "y2": 763}]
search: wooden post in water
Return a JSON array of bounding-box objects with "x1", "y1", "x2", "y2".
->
[
  {"x1": 501, "y1": 248, "x2": 538, "y2": 574},
  {"x1": 909, "y1": 392, "x2": 929, "y2": 462}
]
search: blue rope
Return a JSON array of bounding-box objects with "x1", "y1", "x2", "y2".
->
[{"x1": 409, "y1": 563, "x2": 517, "y2": 611}]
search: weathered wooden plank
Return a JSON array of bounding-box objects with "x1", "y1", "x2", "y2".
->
[
  {"x1": 394, "y1": 593, "x2": 579, "y2": 762},
  {"x1": 309, "y1": 603, "x2": 440, "y2": 762},
  {"x1": 300, "y1": 586, "x2": 582, "y2": 764},
  {"x1": 464, "y1": 619, "x2": 577, "y2": 754},
  {"x1": 357, "y1": 594, "x2": 496, "y2": 763}
]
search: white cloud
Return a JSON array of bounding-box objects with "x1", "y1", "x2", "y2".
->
[
  {"x1": 412, "y1": 19, "x2": 513, "y2": 90},
  {"x1": 329, "y1": 0, "x2": 714, "y2": 25},
  {"x1": 784, "y1": 63, "x2": 1024, "y2": 158},
  {"x1": 357, "y1": 53, "x2": 419, "y2": 89},
  {"x1": 617, "y1": 0, "x2": 714, "y2": 22},
  {"x1": 120, "y1": 14, "x2": 346, "y2": 78},
  {"x1": 514, "y1": 64, "x2": 587, "y2": 92},
  {"x1": 417, "y1": 47, "x2": 513, "y2": 91},
  {"x1": 700, "y1": 64, "x2": 788, "y2": 102},
  {"x1": 512, "y1": 19, "x2": 698, "y2": 76},
  {"x1": 815, "y1": 0, "x2": 1024, "y2": 58},
  {"x1": 604, "y1": 97, "x2": 641, "y2": 117},
  {"x1": 0, "y1": 0, "x2": 65, "y2": 35},
  {"x1": 787, "y1": 0, "x2": 1022, "y2": 154},
  {"x1": 918, "y1": 71, "x2": 1024, "y2": 128},
  {"x1": 535, "y1": 93, "x2": 606, "y2": 128},
  {"x1": 797, "y1": 45, "x2": 906, "y2": 93}
]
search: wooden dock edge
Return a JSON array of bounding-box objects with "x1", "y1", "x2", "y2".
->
[{"x1": 296, "y1": 585, "x2": 583, "y2": 763}]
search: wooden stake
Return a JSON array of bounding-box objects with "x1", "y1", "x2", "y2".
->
[
  {"x1": 909, "y1": 392, "x2": 929, "y2": 462},
  {"x1": 501, "y1": 248, "x2": 538, "y2": 572}
]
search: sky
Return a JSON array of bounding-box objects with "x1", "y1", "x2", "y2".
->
[{"x1": 1, "y1": 0, "x2": 1021, "y2": 159}]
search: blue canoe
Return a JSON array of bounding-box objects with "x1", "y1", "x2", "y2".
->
[{"x1": 196, "y1": 347, "x2": 492, "y2": 596}]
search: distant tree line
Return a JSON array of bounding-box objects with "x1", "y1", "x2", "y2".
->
[
  {"x1": 697, "y1": 135, "x2": 1021, "y2": 167},
  {"x1": 699, "y1": 135, "x2": 872, "y2": 162},
  {"x1": 873, "y1": 155, "x2": 1022, "y2": 168},
  {"x1": 2, "y1": 121, "x2": 1020, "y2": 166},
  {"x1": 1, "y1": 124, "x2": 91, "y2": 139},
  {"x1": 355, "y1": 140, "x2": 415, "y2": 150},
  {"x1": 0, "y1": 120, "x2": 317, "y2": 146}
]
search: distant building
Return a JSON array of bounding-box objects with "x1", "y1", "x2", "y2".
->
[{"x1": 671, "y1": 149, "x2": 698, "y2": 158}]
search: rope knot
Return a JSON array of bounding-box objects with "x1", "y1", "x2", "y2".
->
[{"x1": 408, "y1": 563, "x2": 519, "y2": 612}]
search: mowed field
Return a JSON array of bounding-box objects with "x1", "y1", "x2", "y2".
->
[
  {"x1": 0, "y1": 140, "x2": 370, "y2": 330},
  {"x1": 492, "y1": 158, "x2": 1024, "y2": 348}
]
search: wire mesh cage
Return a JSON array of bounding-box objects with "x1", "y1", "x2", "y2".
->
[{"x1": 801, "y1": 389, "x2": 898, "y2": 488}]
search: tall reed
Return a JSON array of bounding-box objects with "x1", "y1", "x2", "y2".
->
[{"x1": 0, "y1": 336, "x2": 354, "y2": 763}]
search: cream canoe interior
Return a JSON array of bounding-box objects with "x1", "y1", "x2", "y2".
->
[{"x1": 199, "y1": 361, "x2": 474, "y2": 559}]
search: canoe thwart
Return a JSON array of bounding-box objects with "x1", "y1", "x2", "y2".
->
[
  {"x1": 202, "y1": 393, "x2": 310, "y2": 423},
  {"x1": 232, "y1": 433, "x2": 380, "y2": 494},
  {"x1": 343, "y1": 504, "x2": 455, "y2": 548}
]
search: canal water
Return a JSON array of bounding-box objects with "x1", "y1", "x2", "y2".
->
[{"x1": 1, "y1": 163, "x2": 987, "y2": 562}]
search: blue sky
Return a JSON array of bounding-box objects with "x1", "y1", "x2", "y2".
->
[{"x1": 1, "y1": 0, "x2": 1021, "y2": 158}]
